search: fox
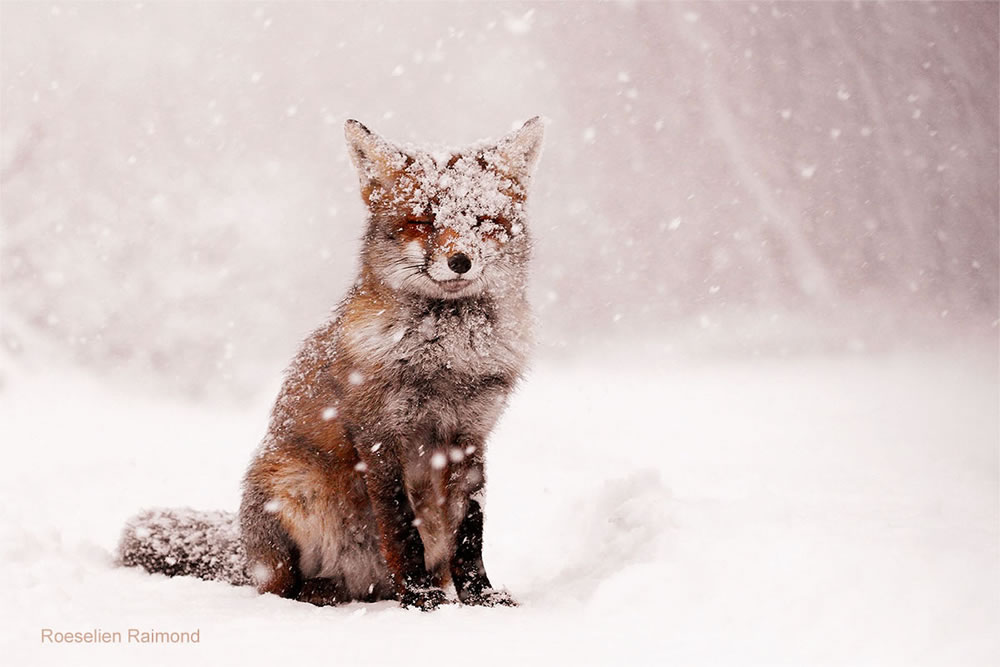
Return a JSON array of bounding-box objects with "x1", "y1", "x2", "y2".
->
[{"x1": 118, "y1": 117, "x2": 544, "y2": 610}]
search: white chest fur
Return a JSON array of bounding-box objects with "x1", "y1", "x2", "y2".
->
[{"x1": 344, "y1": 297, "x2": 529, "y2": 380}]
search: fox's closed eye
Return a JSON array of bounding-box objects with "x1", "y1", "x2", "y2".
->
[{"x1": 406, "y1": 219, "x2": 433, "y2": 227}]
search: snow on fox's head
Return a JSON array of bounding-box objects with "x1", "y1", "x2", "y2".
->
[{"x1": 345, "y1": 118, "x2": 543, "y2": 300}]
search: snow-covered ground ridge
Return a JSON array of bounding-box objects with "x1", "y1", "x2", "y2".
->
[{"x1": 0, "y1": 343, "x2": 996, "y2": 665}]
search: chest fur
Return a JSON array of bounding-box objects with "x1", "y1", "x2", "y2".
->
[
  {"x1": 339, "y1": 298, "x2": 527, "y2": 441},
  {"x1": 344, "y1": 298, "x2": 528, "y2": 380}
]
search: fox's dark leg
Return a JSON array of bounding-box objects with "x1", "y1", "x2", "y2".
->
[
  {"x1": 297, "y1": 577, "x2": 349, "y2": 606},
  {"x1": 356, "y1": 439, "x2": 446, "y2": 610},
  {"x1": 450, "y1": 460, "x2": 517, "y2": 607},
  {"x1": 451, "y1": 496, "x2": 490, "y2": 598}
]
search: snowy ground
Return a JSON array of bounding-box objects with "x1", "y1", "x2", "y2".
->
[{"x1": 1, "y1": 344, "x2": 997, "y2": 666}]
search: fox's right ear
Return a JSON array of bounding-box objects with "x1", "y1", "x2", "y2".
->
[
  {"x1": 495, "y1": 116, "x2": 545, "y2": 186},
  {"x1": 344, "y1": 120, "x2": 406, "y2": 202}
]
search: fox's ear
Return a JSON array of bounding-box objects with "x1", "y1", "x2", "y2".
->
[
  {"x1": 344, "y1": 119, "x2": 407, "y2": 201},
  {"x1": 496, "y1": 116, "x2": 544, "y2": 184}
]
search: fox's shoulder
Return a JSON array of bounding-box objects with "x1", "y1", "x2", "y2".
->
[
  {"x1": 273, "y1": 282, "x2": 405, "y2": 390},
  {"x1": 261, "y1": 292, "x2": 368, "y2": 445}
]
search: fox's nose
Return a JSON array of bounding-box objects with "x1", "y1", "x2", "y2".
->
[{"x1": 447, "y1": 252, "x2": 472, "y2": 275}]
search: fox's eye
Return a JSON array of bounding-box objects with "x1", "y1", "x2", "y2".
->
[{"x1": 405, "y1": 219, "x2": 433, "y2": 226}]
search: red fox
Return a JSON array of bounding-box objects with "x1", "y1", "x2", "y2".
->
[{"x1": 118, "y1": 117, "x2": 544, "y2": 610}]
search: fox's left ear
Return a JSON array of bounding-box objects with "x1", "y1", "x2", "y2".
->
[
  {"x1": 344, "y1": 119, "x2": 407, "y2": 202},
  {"x1": 496, "y1": 116, "x2": 544, "y2": 184}
]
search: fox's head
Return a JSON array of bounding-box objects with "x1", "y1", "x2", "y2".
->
[{"x1": 345, "y1": 118, "x2": 543, "y2": 301}]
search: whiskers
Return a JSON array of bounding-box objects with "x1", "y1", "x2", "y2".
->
[
  {"x1": 374, "y1": 248, "x2": 525, "y2": 301},
  {"x1": 381, "y1": 256, "x2": 427, "y2": 291}
]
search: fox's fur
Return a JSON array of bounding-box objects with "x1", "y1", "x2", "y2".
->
[{"x1": 118, "y1": 118, "x2": 544, "y2": 609}]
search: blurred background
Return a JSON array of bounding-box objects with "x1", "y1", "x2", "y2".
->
[{"x1": 2, "y1": 1, "x2": 997, "y2": 399}]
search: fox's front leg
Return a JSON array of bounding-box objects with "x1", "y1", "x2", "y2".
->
[
  {"x1": 357, "y1": 442, "x2": 447, "y2": 610},
  {"x1": 451, "y1": 458, "x2": 517, "y2": 607}
]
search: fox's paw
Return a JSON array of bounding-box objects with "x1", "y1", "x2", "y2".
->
[
  {"x1": 399, "y1": 587, "x2": 449, "y2": 611},
  {"x1": 296, "y1": 578, "x2": 346, "y2": 607},
  {"x1": 460, "y1": 589, "x2": 518, "y2": 607}
]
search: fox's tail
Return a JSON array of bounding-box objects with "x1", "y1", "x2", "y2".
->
[{"x1": 117, "y1": 508, "x2": 251, "y2": 586}]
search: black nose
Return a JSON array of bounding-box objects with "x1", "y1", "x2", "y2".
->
[{"x1": 447, "y1": 253, "x2": 472, "y2": 275}]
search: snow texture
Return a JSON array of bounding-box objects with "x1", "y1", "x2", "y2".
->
[
  {"x1": 1, "y1": 348, "x2": 997, "y2": 665},
  {"x1": 118, "y1": 508, "x2": 249, "y2": 586},
  {"x1": 347, "y1": 117, "x2": 541, "y2": 248}
]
